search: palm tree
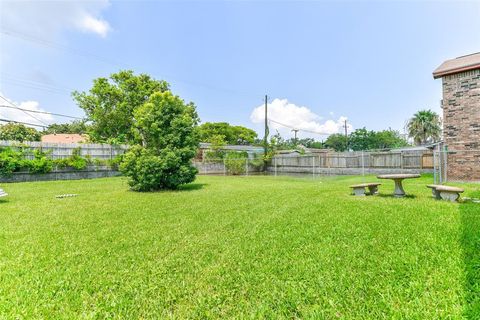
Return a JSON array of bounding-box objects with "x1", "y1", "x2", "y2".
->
[{"x1": 407, "y1": 110, "x2": 442, "y2": 145}]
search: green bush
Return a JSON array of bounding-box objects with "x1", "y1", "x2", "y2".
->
[
  {"x1": 0, "y1": 146, "x2": 120, "y2": 177},
  {"x1": 107, "y1": 155, "x2": 123, "y2": 170},
  {"x1": 120, "y1": 146, "x2": 197, "y2": 191},
  {"x1": 54, "y1": 147, "x2": 88, "y2": 170},
  {"x1": 224, "y1": 151, "x2": 248, "y2": 175},
  {"x1": 0, "y1": 147, "x2": 24, "y2": 176},
  {"x1": 23, "y1": 150, "x2": 54, "y2": 174}
]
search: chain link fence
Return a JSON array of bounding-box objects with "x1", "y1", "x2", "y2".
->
[
  {"x1": 434, "y1": 149, "x2": 480, "y2": 183},
  {"x1": 194, "y1": 149, "x2": 435, "y2": 178},
  {"x1": 194, "y1": 158, "x2": 264, "y2": 176}
]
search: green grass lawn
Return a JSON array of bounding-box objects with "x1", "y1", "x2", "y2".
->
[{"x1": 0, "y1": 175, "x2": 479, "y2": 319}]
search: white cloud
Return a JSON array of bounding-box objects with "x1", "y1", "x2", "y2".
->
[
  {"x1": 0, "y1": 94, "x2": 53, "y2": 128},
  {"x1": 77, "y1": 14, "x2": 111, "y2": 38},
  {"x1": 1, "y1": 1, "x2": 112, "y2": 38},
  {"x1": 250, "y1": 98, "x2": 352, "y2": 138}
]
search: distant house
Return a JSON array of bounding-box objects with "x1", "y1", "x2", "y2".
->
[{"x1": 41, "y1": 134, "x2": 87, "y2": 144}]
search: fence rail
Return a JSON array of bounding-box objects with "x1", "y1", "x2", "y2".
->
[{"x1": 0, "y1": 140, "x2": 128, "y2": 160}]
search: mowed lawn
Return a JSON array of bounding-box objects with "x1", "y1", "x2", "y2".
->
[{"x1": 0, "y1": 175, "x2": 479, "y2": 319}]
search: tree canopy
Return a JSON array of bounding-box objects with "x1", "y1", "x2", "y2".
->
[
  {"x1": 323, "y1": 128, "x2": 408, "y2": 151},
  {"x1": 324, "y1": 133, "x2": 348, "y2": 151},
  {"x1": 43, "y1": 120, "x2": 89, "y2": 135},
  {"x1": 0, "y1": 123, "x2": 41, "y2": 142},
  {"x1": 407, "y1": 110, "x2": 441, "y2": 145},
  {"x1": 72, "y1": 70, "x2": 169, "y2": 144},
  {"x1": 269, "y1": 132, "x2": 324, "y2": 150},
  {"x1": 197, "y1": 122, "x2": 257, "y2": 145}
]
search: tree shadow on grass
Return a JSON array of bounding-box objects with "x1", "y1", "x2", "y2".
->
[
  {"x1": 375, "y1": 194, "x2": 417, "y2": 200},
  {"x1": 177, "y1": 183, "x2": 207, "y2": 192},
  {"x1": 460, "y1": 191, "x2": 480, "y2": 318}
]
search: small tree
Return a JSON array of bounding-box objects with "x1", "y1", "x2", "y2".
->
[
  {"x1": 224, "y1": 151, "x2": 248, "y2": 175},
  {"x1": 120, "y1": 92, "x2": 199, "y2": 191}
]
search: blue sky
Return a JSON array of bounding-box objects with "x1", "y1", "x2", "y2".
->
[{"x1": 1, "y1": 1, "x2": 479, "y2": 139}]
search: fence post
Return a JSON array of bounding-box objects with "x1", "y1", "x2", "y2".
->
[
  {"x1": 438, "y1": 144, "x2": 443, "y2": 184},
  {"x1": 361, "y1": 150, "x2": 365, "y2": 180},
  {"x1": 274, "y1": 157, "x2": 277, "y2": 177},
  {"x1": 433, "y1": 149, "x2": 437, "y2": 184},
  {"x1": 223, "y1": 158, "x2": 226, "y2": 176},
  {"x1": 443, "y1": 145, "x2": 448, "y2": 183},
  {"x1": 245, "y1": 158, "x2": 249, "y2": 176},
  {"x1": 312, "y1": 156, "x2": 315, "y2": 179},
  {"x1": 202, "y1": 150, "x2": 207, "y2": 175}
]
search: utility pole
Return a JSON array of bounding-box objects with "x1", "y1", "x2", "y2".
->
[
  {"x1": 263, "y1": 95, "x2": 268, "y2": 168},
  {"x1": 292, "y1": 129, "x2": 299, "y2": 145},
  {"x1": 344, "y1": 119, "x2": 348, "y2": 151}
]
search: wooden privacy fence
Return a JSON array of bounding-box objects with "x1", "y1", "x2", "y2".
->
[
  {"x1": 274, "y1": 150, "x2": 434, "y2": 169},
  {"x1": 0, "y1": 140, "x2": 128, "y2": 160}
]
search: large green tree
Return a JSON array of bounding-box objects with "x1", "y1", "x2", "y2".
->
[
  {"x1": 324, "y1": 128, "x2": 408, "y2": 151},
  {"x1": 374, "y1": 129, "x2": 409, "y2": 149},
  {"x1": 120, "y1": 91, "x2": 199, "y2": 191},
  {"x1": 197, "y1": 122, "x2": 257, "y2": 145},
  {"x1": 407, "y1": 110, "x2": 442, "y2": 145},
  {"x1": 0, "y1": 123, "x2": 41, "y2": 142},
  {"x1": 43, "y1": 120, "x2": 89, "y2": 135},
  {"x1": 324, "y1": 133, "x2": 348, "y2": 151},
  {"x1": 72, "y1": 70, "x2": 169, "y2": 144},
  {"x1": 348, "y1": 128, "x2": 376, "y2": 151}
]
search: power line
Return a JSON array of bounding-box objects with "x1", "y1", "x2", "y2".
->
[
  {"x1": 0, "y1": 74, "x2": 74, "y2": 95},
  {"x1": 268, "y1": 118, "x2": 333, "y2": 136},
  {"x1": 0, "y1": 79, "x2": 70, "y2": 95},
  {"x1": 1, "y1": 28, "x2": 261, "y2": 100},
  {"x1": 0, "y1": 104, "x2": 83, "y2": 120},
  {"x1": 0, "y1": 118, "x2": 47, "y2": 128},
  {"x1": 0, "y1": 95, "x2": 49, "y2": 126}
]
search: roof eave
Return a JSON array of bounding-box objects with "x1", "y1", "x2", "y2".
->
[{"x1": 433, "y1": 63, "x2": 480, "y2": 79}]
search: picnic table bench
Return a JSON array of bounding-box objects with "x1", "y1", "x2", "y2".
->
[
  {"x1": 350, "y1": 183, "x2": 381, "y2": 196},
  {"x1": 427, "y1": 184, "x2": 464, "y2": 202},
  {"x1": 377, "y1": 174, "x2": 421, "y2": 197}
]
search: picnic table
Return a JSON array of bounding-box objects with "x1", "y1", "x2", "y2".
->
[{"x1": 377, "y1": 174, "x2": 421, "y2": 197}]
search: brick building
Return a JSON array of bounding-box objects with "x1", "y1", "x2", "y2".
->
[{"x1": 433, "y1": 52, "x2": 480, "y2": 181}]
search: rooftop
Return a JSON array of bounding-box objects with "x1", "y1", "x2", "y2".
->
[
  {"x1": 41, "y1": 134, "x2": 86, "y2": 144},
  {"x1": 433, "y1": 52, "x2": 480, "y2": 78}
]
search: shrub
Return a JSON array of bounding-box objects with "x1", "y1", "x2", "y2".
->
[
  {"x1": 224, "y1": 151, "x2": 248, "y2": 175},
  {"x1": 24, "y1": 150, "x2": 54, "y2": 174},
  {"x1": 0, "y1": 147, "x2": 23, "y2": 176},
  {"x1": 55, "y1": 147, "x2": 88, "y2": 170},
  {"x1": 120, "y1": 146, "x2": 197, "y2": 191}
]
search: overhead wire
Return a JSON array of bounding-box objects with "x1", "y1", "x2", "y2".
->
[
  {"x1": 0, "y1": 104, "x2": 83, "y2": 120},
  {"x1": 0, "y1": 95, "x2": 50, "y2": 126},
  {"x1": 1, "y1": 28, "x2": 263, "y2": 100},
  {"x1": 0, "y1": 118, "x2": 47, "y2": 128},
  {"x1": 268, "y1": 118, "x2": 333, "y2": 136}
]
